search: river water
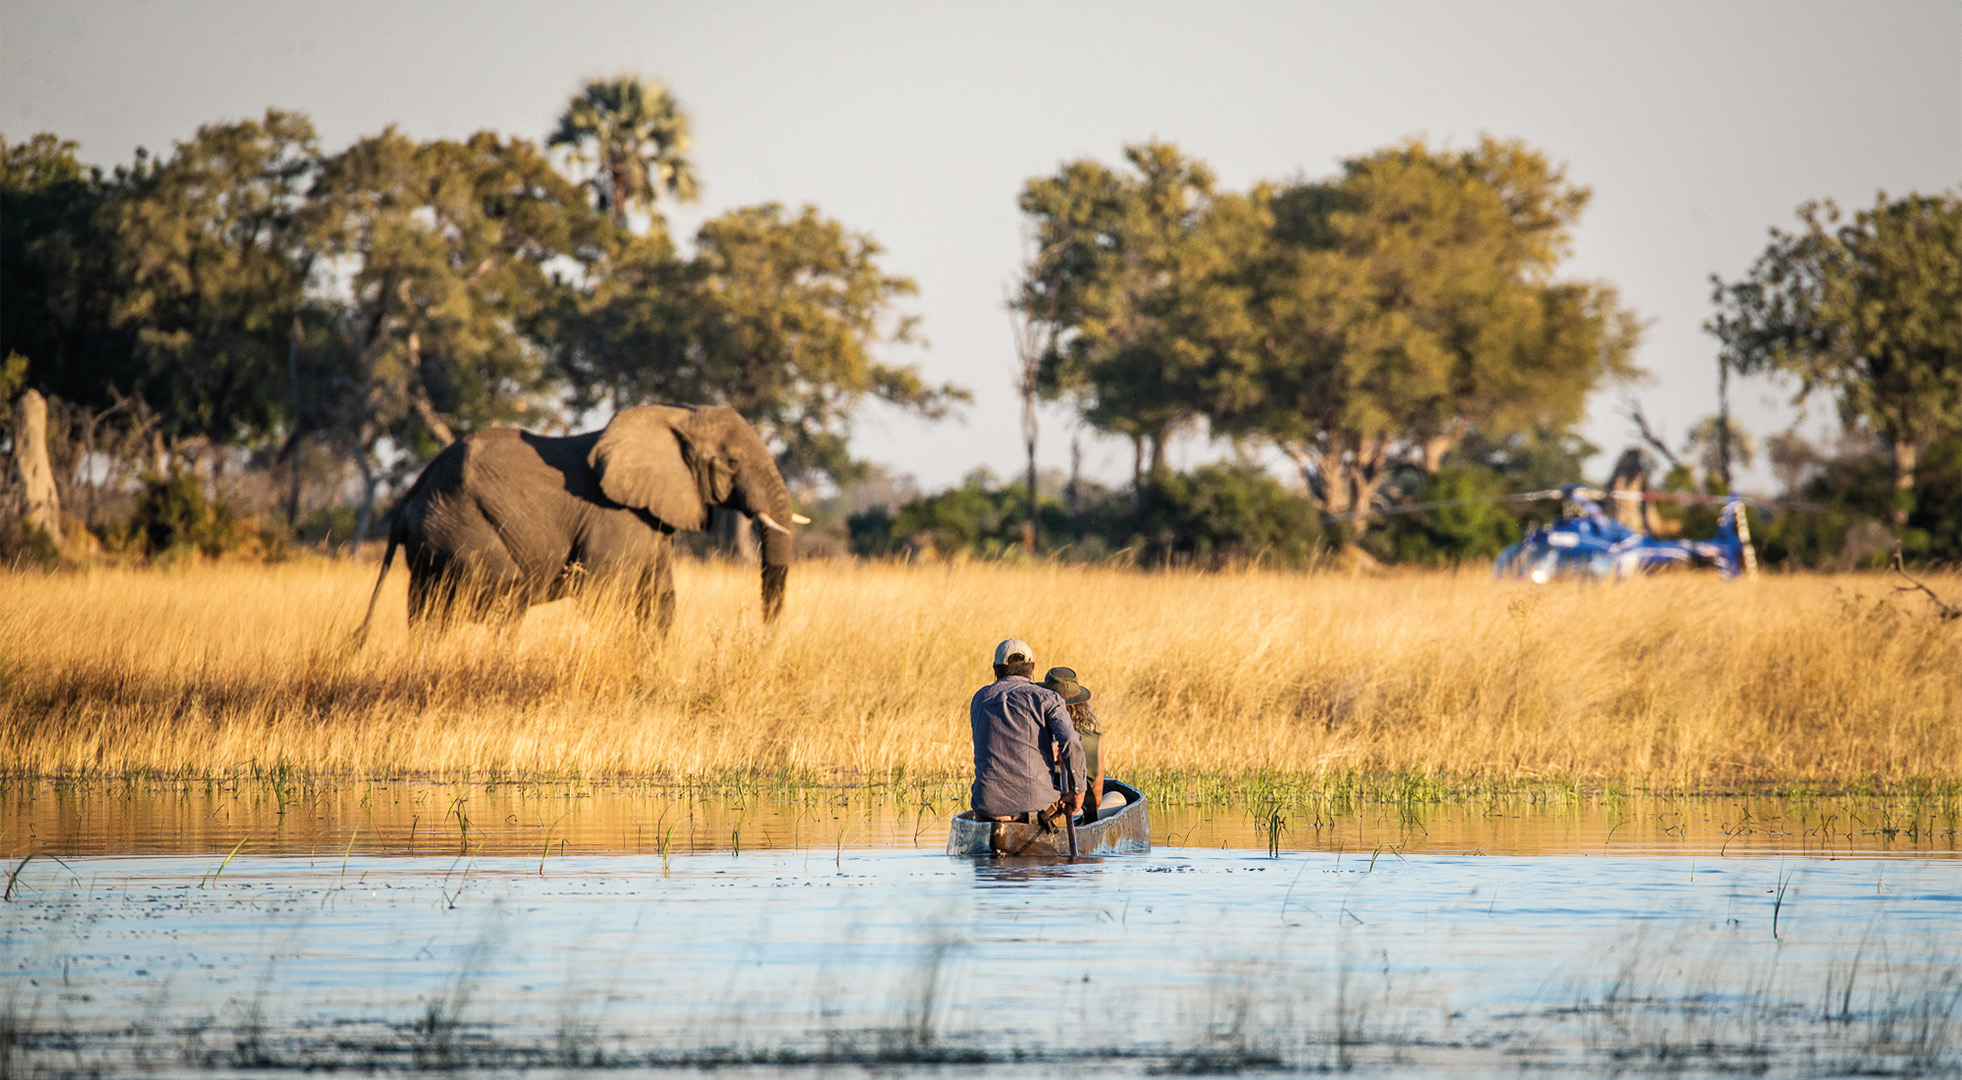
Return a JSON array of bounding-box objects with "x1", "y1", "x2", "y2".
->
[{"x1": 4, "y1": 782, "x2": 1958, "y2": 1077}]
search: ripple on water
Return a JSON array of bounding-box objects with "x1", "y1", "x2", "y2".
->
[{"x1": 4, "y1": 846, "x2": 1959, "y2": 1077}]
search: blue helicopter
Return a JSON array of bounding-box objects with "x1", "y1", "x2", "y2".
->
[{"x1": 1491, "y1": 485, "x2": 1754, "y2": 583}]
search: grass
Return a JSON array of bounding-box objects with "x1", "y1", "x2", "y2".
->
[{"x1": 1, "y1": 556, "x2": 1958, "y2": 791}]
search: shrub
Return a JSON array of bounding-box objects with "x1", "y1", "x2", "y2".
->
[
  {"x1": 1377, "y1": 466, "x2": 1522, "y2": 565},
  {"x1": 131, "y1": 469, "x2": 247, "y2": 558},
  {"x1": 1132, "y1": 464, "x2": 1323, "y2": 567}
]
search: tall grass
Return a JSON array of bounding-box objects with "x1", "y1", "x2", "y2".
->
[{"x1": 1, "y1": 557, "x2": 1957, "y2": 788}]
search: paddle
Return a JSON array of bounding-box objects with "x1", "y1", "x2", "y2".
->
[{"x1": 1060, "y1": 757, "x2": 1080, "y2": 861}]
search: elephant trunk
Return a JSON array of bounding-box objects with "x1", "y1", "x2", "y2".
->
[{"x1": 736, "y1": 459, "x2": 794, "y2": 623}]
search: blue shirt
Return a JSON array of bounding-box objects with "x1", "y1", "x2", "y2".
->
[{"x1": 968, "y1": 675, "x2": 1086, "y2": 817}]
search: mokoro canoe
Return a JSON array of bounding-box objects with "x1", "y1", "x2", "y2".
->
[{"x1": 946, "y1": 779, "x2": 1150, "y2": 857}]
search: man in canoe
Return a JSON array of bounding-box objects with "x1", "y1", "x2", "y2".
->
[{"x1": 969, "y1": 638, "x2": 1086, "y2": 828}]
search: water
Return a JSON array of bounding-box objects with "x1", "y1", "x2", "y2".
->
[
  {"x1": 4, "y1": 784, "x2": 1960, "y2": 1077},
  {"x1": 8, "y1": 779, "x2": 1958, "y2": 859}
]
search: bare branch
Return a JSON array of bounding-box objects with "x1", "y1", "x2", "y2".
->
[
  {"x1": 1619, "y1": 396, "x2": 1684, "y2": 470},
  {"x1": 1891, "y1": 547, "x2": 1961, "y2": 621}
]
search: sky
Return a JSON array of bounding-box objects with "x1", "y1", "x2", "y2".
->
[{"x1": 4, "y1": 1, "x2": 1958, "y2": 494}]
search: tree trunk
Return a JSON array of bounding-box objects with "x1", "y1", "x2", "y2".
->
[
  {"x1": 1346, "y1": 467, "x2": 1388, "y2": 540},
  {"x1": 1022, "y1": 395, "x2": 1039, "y2": 553},
  {"x1": 1337, "y1": 436, "x2": 1387, "y2": 541},
  {"x1": 13, "y1": 389, "x2": 64, "y2": 553},
  {"x1": 1714, "y1": 357, "x2": 1734, "y2": 492},
  {"x1": 286, "y1": 436, "x2": 304, "y2": 528},
  {"x1": 1891, "y1": 439, "x2": 1918, "y2": 529},
  {"x1": 406, "y1": 332, "x2": 456, "y2": 447},
  {"x1": 350, "y1": 450, "x2": 378, "y2": 558},
  {"x1": 1420, "y1": 433, "x2": 1456, "y2": 476},
  {"x1": 1067, "y1": 432, "x2": 1082, "y2": 520},
  {"x1": 1607, "y1": 448, "x2": 1660, "y2": 534}
]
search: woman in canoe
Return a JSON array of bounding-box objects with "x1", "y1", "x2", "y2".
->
[{"x1": 1042, "y1": 666, "x2": 1121, "y2": 821}]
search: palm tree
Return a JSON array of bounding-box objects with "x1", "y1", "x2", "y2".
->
[{"x1": 550, "y1": 75, "x2": 698, "y2": 230}]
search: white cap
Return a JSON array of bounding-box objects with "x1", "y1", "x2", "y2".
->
[{"x1": 992, "y1": 638, "x2": 1034, "y2": 666}]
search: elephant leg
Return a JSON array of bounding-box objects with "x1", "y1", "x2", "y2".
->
[
  {"x1": 465, "y1": 564, "x2": 532, "y2": 628},
  {"x1": 621, "y1": 549, "x2": 675, "y2": 639},
  {"x1": 408, "y1": 540, "x2": 527, "y2": 631},
  {"x1": 652, "y1": 544, "x2": 676, "y2": 638},
  {"x1": 405, "y1": 546, "x2": 457, "y2": 630}
]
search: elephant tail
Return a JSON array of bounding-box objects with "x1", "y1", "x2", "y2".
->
[{"x1": 349, "y1": 531, "x2": 401, "y2": 651}]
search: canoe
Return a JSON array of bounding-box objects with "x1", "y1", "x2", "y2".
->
[{"x1": 946, "y1": 779, "x2": 1150, "y2": 857}]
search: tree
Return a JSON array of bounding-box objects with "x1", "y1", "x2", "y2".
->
[
  {"x1": 307, "y1": 127, "x2": 609, "y2": 546},
  {"x1": 1682, "y1": 414, "x2": 1755, "y2": 489},
  {"x1": 546, "y1": 229, "x2": 688, "y2": 415},
  {"x1": 1006, "y1": 232, "x2": 1062, "y2": 550},
  {"x1": 1223, "y1": 137, "x2": 1640, "y2": 535},
  {"x1": 669, "y1": 202, "x2": 963, "y2": 486},
  {"x1": 550, "y1": 75, "x2": 698, "y2": 230},
  {"x1": 1131, "y1": 461, "x2": 1323, "y2": 567},
  {"x1": 1, "y1": 133, "x2": 131, "y2": 409},
  {"x1": 1018, "y1": 143, "x2": 1264, "y2": 482},
  {"x1": 108, "y1": 109, "x2": 320, "y2": 451},
  {"x1": 1710, "y1": 190, "x2": 1962, "y2": 527}
]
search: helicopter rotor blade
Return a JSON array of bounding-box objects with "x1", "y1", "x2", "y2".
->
[{"x1": 1324, "y1": 483, "x2": 1824, "y2": 523}]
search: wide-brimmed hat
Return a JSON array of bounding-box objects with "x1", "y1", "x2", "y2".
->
[{"x1": 1042, "y1": 666, "x2": 1092, "y2": 705}]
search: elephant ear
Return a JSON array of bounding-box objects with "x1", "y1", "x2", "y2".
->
[{"x1": 588, "y1": 406, "x2": 708, "y2": 530}]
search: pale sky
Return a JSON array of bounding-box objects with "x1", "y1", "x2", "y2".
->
[{"x1": 5, "y1": 1, "x2": 1958, "y2": 493}]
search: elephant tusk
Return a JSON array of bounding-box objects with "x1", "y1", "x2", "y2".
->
[
  {"x1": 756, "y1": 513, "x2": 792, "y2": 535},
  {"x1": 790, "y1": 513, "x2": 811, "y2": 525}
]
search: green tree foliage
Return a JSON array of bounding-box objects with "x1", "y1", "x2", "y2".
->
[
  {"x1": 109, "y1": 110, "x2": 320, "y2": 447},
  {"x1": 880, "y1": 472, "x2": 1058, "y2": 557},
  {"x1": 684, "y1": 203, "x2": 963, "y2": 484},
  {"x1": 547, "y1": 230, "x2": 686, "y2": 413},
  {"x1": 1018, "y1": 143, "x2": 1264, "y2": 480},
  {"x1": 1710, "y1": 190, "x2": 1962, "y2": 527},
  {"x1": 128, "y1": 467, "x2": 240, "y2": 558},
  {"x1": 1017, "y1": 137, "x2": 1639, "y2": 544},
  {"x1": 0, "y1": 133, "x2": 127, "y2": 407},
  {"x1": 1132, "y1": 463, "x2": 1323, "y2": 566},
  {"x1": 8, "y1": 88, "x2": 959, "y2": 556},
  {"x1": 1364, "y1": 427, "x2": 1593, "y2": 564},
  {"x1": 1753, "y1": 428, "x2": 1962, "y2": 567},
  {"x1": 1377, "y1": 465, "x2": 1521, "y2": 565},
  {"x1": 853, "y1": 463, "x2": 1321, "y2": 567},
  {"x1": 1225, "y1": 137, "x2": 1640, "y2": 535},
  {"x1": 550, "y1": 75, "x2": 698, "y2": 227},
  {"x1": 543, "y1": 74, "x2": 962, "y2": 488},
  {"x1": 305, "y1": 127, "x2": 611, "y2": 537},
  {"x1": 561, "y1": 203, "x2": 965, "y2": 485}
]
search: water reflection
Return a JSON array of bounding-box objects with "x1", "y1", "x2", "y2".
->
[
  {"x1": 4, "y1": 778, "x2": 1957, "y2": 858},
  {"x1": 3, "y1": 849, "x2": 1957, "y2": 1076}
]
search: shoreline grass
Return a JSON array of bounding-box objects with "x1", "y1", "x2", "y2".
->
[{"x1": 3, "y1": 557, "x2": 1959, "y2": 790}]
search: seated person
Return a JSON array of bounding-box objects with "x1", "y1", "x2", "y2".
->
[
  {"x1": 969, "y1": 638, "x2": 1085, "y2": 826},
  {"x1": 1042, "y1": 666, "x2": 1125, "y2": 820}
]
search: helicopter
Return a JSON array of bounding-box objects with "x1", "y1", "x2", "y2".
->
[
  {"x1": 1490, "y1": 485, "x2": 1756, "y2": 583},
  {"x1": 1339, "y1": 481, "x2": 1799, "y2": 583}
]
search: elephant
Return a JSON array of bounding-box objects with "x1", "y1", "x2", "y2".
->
[{"x1": 355, "y1": 403, "x2": 798, "y2": 641}]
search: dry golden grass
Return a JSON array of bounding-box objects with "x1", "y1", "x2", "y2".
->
[{"x1": 2, "y1": 556, "x2": 1958, "y2": 789}]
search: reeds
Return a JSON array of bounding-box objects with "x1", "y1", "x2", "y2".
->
[{"x1": 2, "y1": 557, "x2": 1958, "y2": 789}]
